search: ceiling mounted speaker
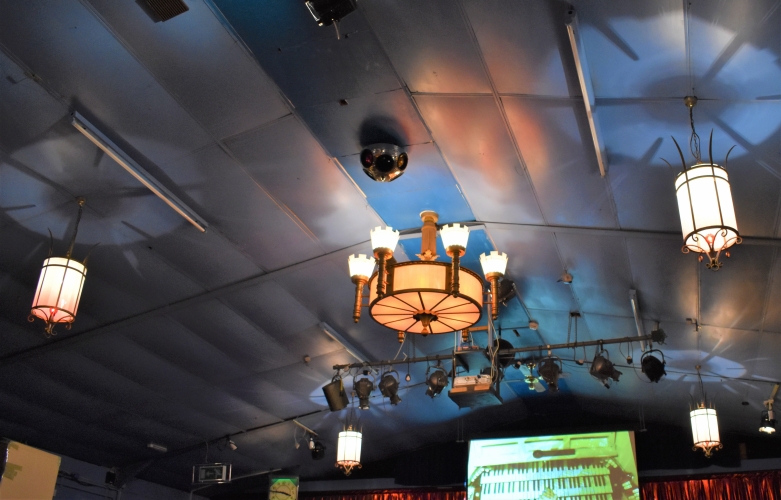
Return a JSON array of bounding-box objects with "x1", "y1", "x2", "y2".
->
[
  {"x1": 144, "y1": 0, "x2": 189, "y2": 22},
  {"x1": 360, "y1": 144, "x2": 408, "y2": 183}
]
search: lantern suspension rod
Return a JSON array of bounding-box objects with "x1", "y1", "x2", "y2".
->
[
  {"x1": 66, "y1": 197, "x2": 86, "y2": 258},
  {"x1": 332, "y1": 331, "x2": 663, "y2": 371},
  {"x1": 629, "y1": 289, "x2": 646, "y2": 352},
  {"x1": 71, "y1": 112, "x2": 208, "y2": 232}
]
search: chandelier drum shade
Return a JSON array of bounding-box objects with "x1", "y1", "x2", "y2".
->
[
  {"x1": 29, "y1": 197, "x2": 90, "y2": 336},
  {"x1": 336, "y1": 427, "x2": 362, "y2": 475},
  {"x1": 367, "y1": 260, "x2": 483, "y2": 334}
]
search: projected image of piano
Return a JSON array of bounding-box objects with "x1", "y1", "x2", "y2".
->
[{"x1": 467, "y1": 432, "x2": 639, "y2": 500}]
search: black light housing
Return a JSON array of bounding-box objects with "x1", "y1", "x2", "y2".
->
[
  {"x1": 537, "y1": 356, "x2": 563, "y2": 393},
  {"x1": 354, "y1": 373, "x2": 374, "y2": 410},
  {"x1": 322, "y1": 374, "x2": 349, "y2": 412},
  {"x1": 590, "y1": 349, "x2": 622, "y2": 389},
  {"x1": 311, "y1": 441, "x2": 326, "y2": 460},
  {"x1": 641, "y1": 349, "x2": 667, "y2": 383},
  {"x1": 492, "y1": 338, "x2": 515, "y2": 369},
  {"x1": 425, "y1": 365, "x2": 448, "y2": 399},
  {"x1": 305, "y1": 0, "x2": 355, "y2": 26},
  {"x1": 760, "y1": 409, "x2": 776, "y2": 434},
  {"x1": 379, "y1": 371, "x2": 402, "y2": 405}
]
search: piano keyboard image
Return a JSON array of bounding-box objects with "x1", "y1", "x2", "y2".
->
[{"x1": 467, "y1": 432, "x2": 639, "y2": 500}]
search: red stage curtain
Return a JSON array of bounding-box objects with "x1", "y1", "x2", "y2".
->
[
  {"x1": 640, "y1": 471, "x2": 781, "y2": 500},
  {"x1": 301, "y1": 488, "x2": 466, "y2": 500}
]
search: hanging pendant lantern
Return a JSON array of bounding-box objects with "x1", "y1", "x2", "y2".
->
[
  {"x1": 336, "y1": 426, "x2": 362, "y2": 475},
  {"x1": 665, "y1": 97, "x2": 741, "y2": 270},
  {"x1": 29, "y1": 197, "x2": 90, "y2": 337},
  {"x1": 690, "y1": 365, "x2": 722, "y2": 457}
]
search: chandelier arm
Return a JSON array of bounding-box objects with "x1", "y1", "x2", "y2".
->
[
  {"x1": 451, "y1": 251, "x2": 460, "y2": 296},
  {"x1": 724, "y1": 145, "x2": 736, "y2": 170}
]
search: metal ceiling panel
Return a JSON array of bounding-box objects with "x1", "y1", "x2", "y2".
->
[
  {"x1": 0, "y1": 318, "x2": 44, "y2": 358},
  {"x1": 414, "y1": 95, "x2": 544, "y2": 224},
  {"x1": 700, "y1": 244, "x2": 774, "y2": 332},
  {"x1": 26, "y1": 350, "x2": 239, "y2": 438},
  {"x1": 74, "y1": 332, "x2": 282, "y2": 430},
  {"x1": 750, "y1": 331, "x2": 781, "y2": 381},
  {"x1": 168, "y1": 300, "x2": 300, "y2": 372},
  {"x1": 461, "y1": 0, "x2": 578, "y2": 97},
  {"x1": 486, "y1": 225, "x2": 578, "y2": 312},
  {"x1": 0, "y1": 156, "x2": 72, "y2": 227},
  {"x1": 225, "y1": 115, "x2": 382, "y2": 251},
  {"x1": 553, "y1": 232, "x2": 634, "y2": 317},
  {"x1": 625, "y1": 236, "x2": 698, "y2": 323},
  {"x1": 229, "y1": 375, "x2": 324, "y2": 421},
  {"x1": 298, "y1": 89, "x2": 431, "y2": 158},
  {"x1": 211, "y1": 0, "x2": 401, "y2": 107},
  {"x1": 121, "y1": 317, "x2": 255, "y2": 385},
  {"x1": 221, "y1": 281, "x2": 319, "y2": 342},
  {"x1": 759, "y1": 259, "x2": 781, "y2": 333},
  {"x1": 0, "y1": 1, "x2": 214, "y2": 165},
  {"x1": 164, "y1": 144, "x2": 323, "y2": 273},
  {"x1": 689, "y1": 0, "x2": 781, "y2": 100},
  {"x1": 359, "y1": 0, "x2": 491, "y2": 94},
  {"x1": 83, "y1": 0, "x2": 290, "y2": 140},
  {"x1": 369, "y1": 185, "x2": 474, "y2": 230},
  {"x1": 571, "y1": 0, "x2": 687, "y2": 98},
  {"x1": 523, "y1": 309, "x2": 589, "y2": 347},
  {"x1": 502, "y1": 97, "x2": 617, "y2": 227},
  {"x1": 0, "y1": 362, "x2": 198, "y2": 450}
]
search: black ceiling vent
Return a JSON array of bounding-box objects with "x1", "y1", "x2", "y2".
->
[{"x1": 143, "y1": 0, "x2": 189, "y2": 22}]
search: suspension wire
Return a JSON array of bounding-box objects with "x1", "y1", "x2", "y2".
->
[{"x1": 689, "y1": 104, "x2": 701, "y2": 163}]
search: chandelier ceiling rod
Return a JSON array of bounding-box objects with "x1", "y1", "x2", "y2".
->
[{"x1": 331, "y1": 330, "x2": 664, "y2": 371}]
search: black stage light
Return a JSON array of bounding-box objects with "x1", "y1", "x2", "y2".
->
[
  {"x1": 379, "y1": 371, "x2": 402, "y2": 405},
  {"x1": 305, "y1": 0, "x2": 355, "y2": 26},
  {"x1": 322, "y1": 374, "x2": 350, "y2": 411},
  {"x1": 311, "y1": 441, "x2": 326, "y2": 460},
  {"x1": 760, "y1": 410, "x2": 777, "y2": 434},
  {"x1": 537, "y1": 356, "x2": 563, "y2": 393},
  {"x1": 641, "y1": 349, "x2": 667, "y2": 383},
  {"x1": 425, "y1": 365, "x2": 448, "y2": 398},
  {"x1": 590, "y1": 349, "x2": 622, "y2": 389},
  {"x1": 354, "y1": 373, "x2": 375, "y2": 410},
  {"x1": 492, "y1": 338, "x2": 516, "y2": 369}
]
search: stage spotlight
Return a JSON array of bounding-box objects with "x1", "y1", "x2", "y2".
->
[
  {"x1": 311, "y1": 441, "x2": 326, "y2": 460},
  {"x1": 537, "y1": 356, "x2": 563, "y2": 393},
  {"x1": 323, "y1": 374, "x2": 350, "y2": 412},
  {"x1": 425, "y1": 365, "x2": 448, "y2": 398},
  {"x1": 641, "y1": 349, "x2": 667, "y2": 383},
  {"x1": 379, "y1": 371, "x2": 402, "y2": 405},
  {"x1": 761, "y1": 399, "x2": 776, "y2": 434},
  {"x1": 493, "y1": 338, "x2": 516, "y2": 369},
  {"x1": 590, "y1": 349, "x2": 622, "y2": 389},
  {"x1": 354, "y1": 372, "x2": 375, "y2": 410}
]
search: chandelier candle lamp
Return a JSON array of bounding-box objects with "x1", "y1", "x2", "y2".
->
[
  {"x1": 665, "y1": 96, "x2": 741, "y2": 270},
  {"x1": 348, "y1": 212, "x2": 510, "y2": 335},
  {"x1": 29, "y1": 197, "x2": 90, "y2": 336},
  {"x1": 690, "y1": 366, "x2": 722, "y2": 458}
]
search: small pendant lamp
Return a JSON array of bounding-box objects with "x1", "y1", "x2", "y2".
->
[
  {"x1": 690, "y1": 365, "x2": 722, "y2": 458},
  {"x1": 665, "y1": 97, "x2": 741, "y2": 270},
  {"x1": 29, "y1": 197, "x2": 90, "y2": 336},
  {"x1": 336, "y1": 391, "x2": 362, "y2": 475}
]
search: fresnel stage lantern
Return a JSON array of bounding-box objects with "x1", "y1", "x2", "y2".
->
[
  {"x1": 29, "y1": 197, "x2": 91, "y2": 336},
  {"x1": 665, "y1": 96, "x2": 740, "y2": 270},
  {"x1": 348, "y1": 212, "x2": 509, "y2": 336}
]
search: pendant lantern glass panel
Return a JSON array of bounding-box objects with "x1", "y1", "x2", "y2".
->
[
  {"x1": 690, "y1": 406, "x2": 721, "y2": 453},
  {"x1": 675, "y1": 164, "x2": 738, "y2": 254},
  {"x1": 348, "y1": 254, "x2": 375, "y2": 278},
  {"x1": 31, "y1": 257, "x2": 87, "y2": 325},
  {"x1": 337, "y1": 428, "x2": 362, "y2": 473}
]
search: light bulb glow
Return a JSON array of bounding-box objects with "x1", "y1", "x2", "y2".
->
[
  {"x1": 348, "y1": 254, "x2": 375, "y2": 279},
  {"x1": 479, "y1": 251, "x2": 508, "y2": 277},
  {"x1": 336, "y1": 427, "x2": 362, "y2": 475},
  {"x1": 690, "y1": 405, "x2": 721, "y2": 456},
  {"x1": 440, "y1": 223, "x2": 469, "y2": 250},
  {"x1": 370, "y1": 226, "x2": 399, "y2": 253},
  {"x1": 31, "y1": 257, "x2": 87, "y2": 327}
]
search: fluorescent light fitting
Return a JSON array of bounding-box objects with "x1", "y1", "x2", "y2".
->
[
  {"x1": 71, "y1": 112, "x2": 208, "y2": 232},
  {"x1": 320, "y1": 321, "x2": 377, "y2": 373},
  {"x1": 147, "y1": 442, "x2": 168, "y2": 453},
  {"x1": 566, "y1": 10, "x2": 607, "y2": 177}
]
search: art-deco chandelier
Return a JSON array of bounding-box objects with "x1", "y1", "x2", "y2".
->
[
  {"x1": 348, "y1": 212, "x2": 508, "y2": 335},
  {"x1": 666, "y1": 96, "x2": 740, "y2": 270}
]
